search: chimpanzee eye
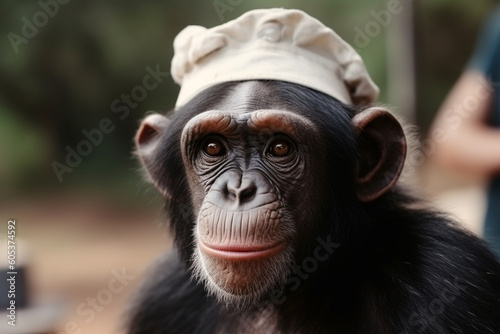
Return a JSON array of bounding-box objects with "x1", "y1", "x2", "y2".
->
[
  {"x1": 203, "y1": 138, "x2": 226, "y2": 157},
  {"x1": 268, "y1": 140, "x2": 291, "y2": 157}
]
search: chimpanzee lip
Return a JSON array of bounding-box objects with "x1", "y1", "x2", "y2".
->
[{"x1": 199, "y1": 241, "x2": 286, "y2": 260}]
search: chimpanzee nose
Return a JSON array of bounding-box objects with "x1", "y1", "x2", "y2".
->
[
  {"x1": 226, "y1": 177, "x2": 257, "y2": 203},
  {"x1": 206, "y1": 170, "x2": 277, "y2": 211}
]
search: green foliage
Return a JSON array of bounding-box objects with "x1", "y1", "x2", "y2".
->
[{"x1": 0, "y1": 102, "x2": 49, "y2": 194}]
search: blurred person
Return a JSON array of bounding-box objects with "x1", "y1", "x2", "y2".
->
[{"x1": 430, "y1": 5, "x2": 500, "y2": 258}]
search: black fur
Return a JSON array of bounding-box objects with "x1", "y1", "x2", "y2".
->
[{"x1": 128, "y1": 81, "x2": 500, "y2": 334}]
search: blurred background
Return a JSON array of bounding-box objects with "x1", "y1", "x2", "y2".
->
[{"x1": 0, "y1": 0, "x2": 497, "y2": 332}]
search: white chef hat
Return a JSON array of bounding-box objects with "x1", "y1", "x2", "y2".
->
[{"x1": 171, "y1": 8, "x2": 379, "y2": 107}]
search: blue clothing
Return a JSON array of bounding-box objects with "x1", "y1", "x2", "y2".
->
[{"x1": 468, "y1": 5, "x2": 500, "y2": 258}]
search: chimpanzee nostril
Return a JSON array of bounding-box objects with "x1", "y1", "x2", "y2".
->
[
  {"x1": 223, "y1": 185, "x2": 235, "y2": 201},
  {"x1": 238, "y1": 184, "x2": 257, "y2": 203},
  {"x1": 226, "y1": 178, "x2": 257, "y2": 204}
]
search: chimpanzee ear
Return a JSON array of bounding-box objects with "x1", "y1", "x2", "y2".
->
[
  {"x1": 135, "y1": 113, "x2": 171, "y2": 193},
  {"x1": 352, "y1": 107, "x2": 406, "y2": 202}
]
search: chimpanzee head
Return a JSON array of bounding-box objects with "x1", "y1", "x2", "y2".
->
[{"x1": 134, "y1": 9, "x2": 406, "y2": 308}]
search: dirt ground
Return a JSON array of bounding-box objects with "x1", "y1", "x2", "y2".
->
[{"x1": 0, "y1": 194, "x2": 171, "y2": 334}]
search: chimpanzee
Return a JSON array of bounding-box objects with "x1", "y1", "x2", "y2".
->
[{"x1": 127, "y1": 8, "x2": 500, "y2": 334}]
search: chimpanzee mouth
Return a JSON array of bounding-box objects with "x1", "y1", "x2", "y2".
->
[{"x1": 199, "y1": 241, "x2": 286, "y2": 261}]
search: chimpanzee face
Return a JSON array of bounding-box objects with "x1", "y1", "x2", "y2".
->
[{"x1": 135, "y1": 81, "x2": 406, "y2": 307}]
